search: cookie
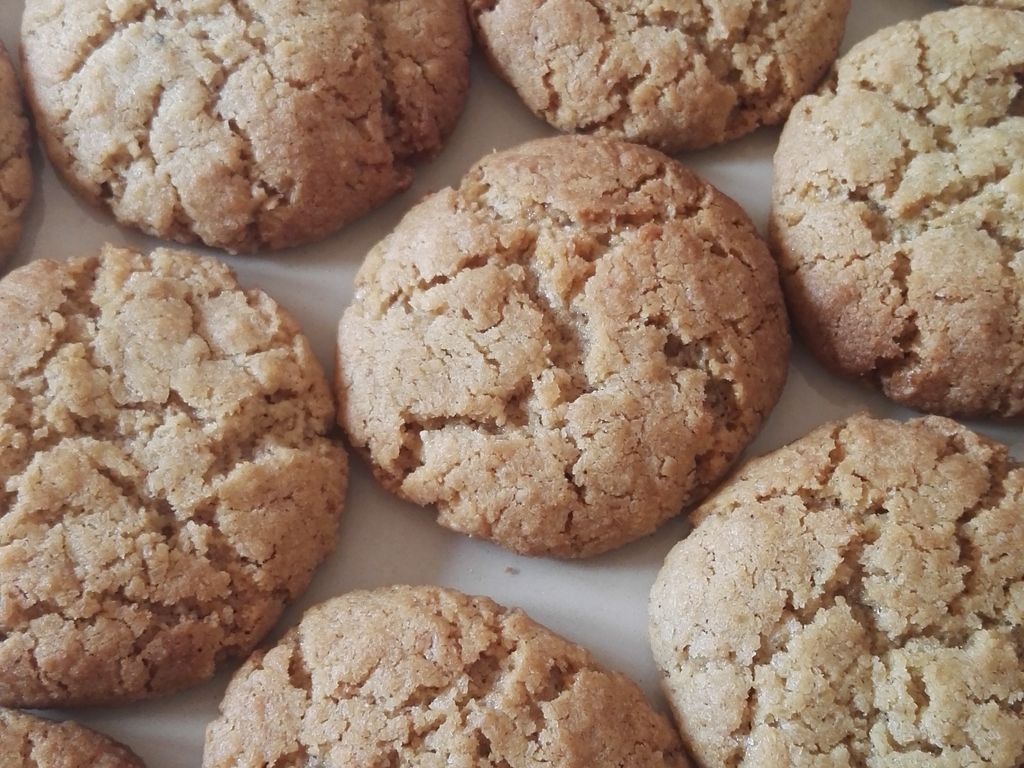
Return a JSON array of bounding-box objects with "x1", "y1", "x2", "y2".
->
[
  {"x1": 649, "y1": 414, "x2": 1024, "y2": 767},
  {"x1": 0, "y1": 42, "x2": 32, "y2": 266},
  {"x1": 0, "y1": 708, "x2": 145, "y2": 768},
  {"x1": 21, "y1": 0, "x2": 471, "y2": 254},
  {"x1": 337, "y1": 136, "x2": 789, "y2": 558},
  {"x1": 771, "y1": 7, "x2": 1024, "y2": 417},
  {"x1": 467, "y1": 0, "x2": 851, "y2": 153},
  {"x1": 0, "y1": 244, "x2": 347, "y2": 706},
  {"x1": 204, "y1": 585, "x2": 689, "y2": 768}
]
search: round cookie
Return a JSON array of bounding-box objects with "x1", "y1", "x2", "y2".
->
[
  {"x1": 0, "y1": 244, "x2": 347, "y2": 707},
  {"x1": 0, "y1": 42, "x2": 32, "y2": 266},
  {"x1": 0, "y1": 708, "x2": 145, "y2": 768},
  {"x1": 467, "y1": 0, "x2": 851, "y2": 152},
  {"x1": 649, "y1": 414, "x2": 1024, "y2": 768},
  {"x1": 21, "y1": 0, "x2": 471, "y2": 254},
  {"x1": 337, "y1": 136, "x2": 789, "y2": 558},
  {"x1": 204, "y1": 585, "x2": 689, "y2": 768},
  {"x1": 771, "y1": 7, "x2": 1024, "y2": 417}
]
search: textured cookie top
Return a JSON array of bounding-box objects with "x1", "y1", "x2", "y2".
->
[
  {"x1": 771, "y1": 7, "x2": 1024, "y2": 417},
  {"x1": 0, "y1": 245, "x2": 347, "y2": 706},
  {"x1": 0, "y1": 42, "x2": 32, "y2": 265},
  {"x1": 21, "y1": 0, "x2": 470, "y2": 253},
  {"x1": 0, "y1": 708, "x2": 145, "y2": 768},
  {"x1": 650, "y1": 414, "x2": 1024, "y2": 767},
  {"x1": 337, "y1": 136, "x2": 789, "y2": 557},
  {"x1": 204, "y1": 585, "x2": 688, "y2": 768},
  {"x1": 468, "y1": 0, "x2": 850, "y2": 152}
]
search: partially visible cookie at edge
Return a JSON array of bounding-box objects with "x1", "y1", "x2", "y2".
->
[
  {"x1": 0, "y1": 42, "x2": 32, "y2": 266},
  {"x1": 204, "y1": 585, "x2": 689, "y2": 768},
  {"x1": 337, "y1": 135, "x2": 790, "y2": 557},
  {"x1": 650, "y1": 414, "x2": 1024, "y2": 767},
  {"x1": 0, "y1": 244, "x2": 348, "y2": 706},
  {"x1": 467, "y1": 0, "x2": 851, "y2": 152},
  {"x1": 771, "y1": 7, "x2": 1024, "y2": 417},
  {"x1": 21, "y1": 0, "x2": 471, "y2": 253},
  {"x1": 0, "y1": 708, "x2": 145, "y2": 768}
]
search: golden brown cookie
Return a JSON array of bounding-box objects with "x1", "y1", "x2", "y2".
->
[
  {"x1": 21, "y1": 0, "x2": 471, "y2": 253},
  {"x1": 467, "y1": 0, "x2": 851, "y2": 152},
  {"x1": 0, "y1": 244, "x2": 347, "y2": 707},
  {"x1": 337, "y1": 136, "x2": 789, "y2": 558},
  {"x1": 204, "y1": 585, "x2": 689, "y2": 768},
  {"x1": 771, "y1": 7, "x2": 1024, "y2": 417},
  {"x1": 0, "y1": 708, "x2": 145, "y2": 768},
  {"x1": 650, "y1": 414, "x2": 1024, "y2": 767},
  {"x1": 0, "y1": 42, "x2": 32, "y2": 266}
]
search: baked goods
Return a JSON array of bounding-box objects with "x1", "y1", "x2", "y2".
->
[
  {"x1": 0, "y1": 42, "x2": 31, "y2": 266},
  {"x1": 0, "y1": 708, "x2": 145, "y2": 768},
  {"x1": 337, "y1": 135, "x2": 789, "y2": 557},
  {"x1": 21, "y1": 0, "x2": 471, "y2": 253},
  {"x1": 650, "y1": 414, "x2": 1024, "y2": 767},
  {"x1": 0, "y1": 244, "x2": 347, "y2": 706},
  {"x1": 771, "y1": 7, "x2": 1024, "y2": 417},
  {"x1": 204, "y1": 585, "x2": 689, "y2": 768},
  {"x1": 468, "y1": 0, "x2": 851, "y2": 152}
]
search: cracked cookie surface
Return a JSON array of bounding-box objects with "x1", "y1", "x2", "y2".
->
[
  {"x1": 0, "y1": 43, "x2": 32, "y2": 267},
  {"x1": 0, "y1": 708, "x2": 145, "y2": 768},
  {"x1": 467, "y1": 0, "x2": 850, "y2": 152},
  {"x1": 204, "y1": 585, "x2": 689, "y2": 768},
  {"x1": 649, "y1": 414, "x2": 1024, "y2": 768},
  {"x1": 771, "y1": 7, "x2": 1024, "y2": 417},
  {"x1": 21, "y1": 0, "x2": 471, "y2": 253},
  {"x1": 336, "y1": 136, "x2": 789, "y2": 558},
  {"x1": 0, "y1": 244, "x2": 347, "y2": 706}
]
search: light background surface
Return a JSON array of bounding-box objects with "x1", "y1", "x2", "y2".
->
[{"x1": 2, "y1": 1, "x2": 1019, "y2": 765}]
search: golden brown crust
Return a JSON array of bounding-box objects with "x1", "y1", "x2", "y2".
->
[
  {"x1": 771, "y1": 7, "x2": 1024, "y2": 417},
  {"x1": 0, "y1": 244, "x2": 347, "y2": 706},
  {"x1": 204, "y1": 585, "x2": 689, "y2": 768},
  {"x1": 468, "y1": 0, "x2": 851, "y2": 152},
  {"x1": 0, "y1": 42, "x2": 32, "y2": 266},
  {"x1": 21, "y1": 0, "x2": 470, "y2": 253},
  {"x1": 337, "y1": 136, "x2": 789, "y2": 557},
  {"x1": 650, "y1": 414, "x2": 1024, "y2": 767},
  {"x1": 0, "y1": 709, "x2": 145, "y2": 768}
]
